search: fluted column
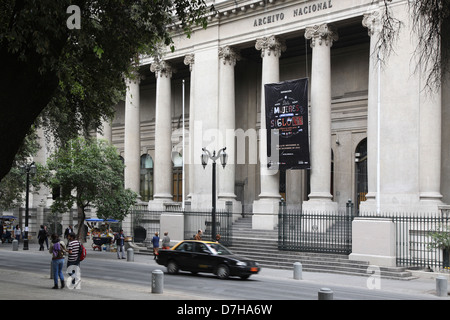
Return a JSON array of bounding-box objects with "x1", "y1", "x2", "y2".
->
[
  {"x1": 303, "y1": 24, "x2": 338, "y2": 211},
  {"x1": 253, "y1": 35, "x2": 285, "y2": 228},
  {"x1": 150, "y1": 60, "x2": 175, "y2": 206},
  {"x1": 123, "y1": 76, "x2": 141, "y2": 236},
  {"x1": 124, "y1": 76, "x2": 141, "y2": 195},
  {"x1": 184, "y1": 54, "x2": 195, "y2": 201},
  {"x1": 97, "y1": 118, "x2": 112, "y2": 143},
  {"x1": 218, "y1": 46, "x2": 240, "y2": 207},
  {"x1": 361, "y1": 11, "x2": 381, "y2": 207}
]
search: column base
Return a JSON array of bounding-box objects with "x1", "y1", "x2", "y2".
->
[
  {"x1": 349, "y1": 217, "x2": 396, "y2": 267},
  {"x1": 252, "y1": 197, "x2": 280, "y2": 230},
  {"x1": 148, "y1": 196, "x2": 174, "y2": 211},
  {"x1": 302, "y1": 199, "x2": 338, "y2": 213}
]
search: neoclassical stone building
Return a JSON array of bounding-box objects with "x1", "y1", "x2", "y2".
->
[
  {"x1": 16, "y1": 0, "x2": 449, "y2": 248},
  {"x1": 98, "y1": 0, "x2": 449, "y2": 225}
]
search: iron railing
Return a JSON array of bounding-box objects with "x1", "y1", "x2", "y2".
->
[
  {"x1": 390, "y1": 212, "x2": 450, "y2": 271},
  {"x1": 130, "y1": 205, "x2": 161, "y2": 245},
  {"x1": 278, "y1": 206, "x2": 354, "y2": 255},
  {"x1": 184, "y1": 209, "x2": 233, "y2": 246}
]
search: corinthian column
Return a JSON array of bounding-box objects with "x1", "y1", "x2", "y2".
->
[
  {"x1": 124, "y1": 76, "x2": 141, "y2": 195},
  {"x1": 303, "y1": 24, "x2": 338, "y2": 212},
  {"x1": 149, "y1": 60, "x2": 175, "y2": 208},
  {"x1": 218, "y1": 46, "x2": 241, "y2": 212},
  {"x1": 360, "y1": 11, "x2": 381, "y2": 209},
  {"x1": 123, "y1": 76, "x2": 141, "y2": 236},
  {"x1": 253, "y1": 35, "x2": 286, "y2": 229},
  {"x1": 184, "y1": 54, "x2": 195, "y2": 201}
]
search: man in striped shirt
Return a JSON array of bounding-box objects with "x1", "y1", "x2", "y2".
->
[
  {"x1": 67, "y1": 232, "x2": 81, "y2": 267},
  {"x1": 67, "y1": 232, "x2": 81, "y2": 287}
]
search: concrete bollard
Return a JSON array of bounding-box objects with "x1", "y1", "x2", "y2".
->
[
  {"x1": 436, "y1": 276, "x2": 448, "y2": 297},
  {"x1": 152, "y1": 269, "x2": 164, "y2": 294},
  {"x1": 12, "y1": 239, "x2": 18, "y2": 251},
  {"x1": 293, "y1": 262, "x2": 302, "y2": 280},
  {"x1": 127, "y1": 248, "x2": 134, "y2": 262},
  {"x1": 318, "y1": 288, "x2": 333, "y2": 300}
]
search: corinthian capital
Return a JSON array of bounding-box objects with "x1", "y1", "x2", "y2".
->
[
  {"x1": 362, "y1": 11, "x2": 381, "y2": 36},
  {"x1": 255, "y1": 35, "x2": 286, "y2": 58},
  {"x1": 183, "y1": 54, "x2": 195, "y2": 72},
  {"x1": 150, "y1": 60, "x2": 175, "y2": 78},
  {"x1": 305, "y1": 24, "x2": 338, "y2": 47},
  {"x1": 219, "y1": 46, "x2": 240, "y2": 66}
]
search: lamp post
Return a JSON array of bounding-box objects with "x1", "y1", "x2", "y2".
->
[
  {"x1": 21, "y1": 161, "x2": 36, "y2": 250},
  {"x1": 201, "y1": 147, "x2": 228, "y2": 241}
]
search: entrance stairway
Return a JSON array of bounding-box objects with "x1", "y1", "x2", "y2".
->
[{"x1": 228, "y1": 216, "x2": 416, "y2": 280}]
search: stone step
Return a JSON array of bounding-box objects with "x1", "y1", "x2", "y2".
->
[{"x1": 228, "y1": 216, "x2": 416, "y2": 280}]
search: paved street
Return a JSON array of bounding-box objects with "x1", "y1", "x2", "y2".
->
[{"x1": 0, "y1": 242, "x2": 448, "y2": 304}]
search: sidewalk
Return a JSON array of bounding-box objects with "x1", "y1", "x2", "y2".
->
[{"x1": 0, "y1": 242, "x2": 448, "y2": 300}]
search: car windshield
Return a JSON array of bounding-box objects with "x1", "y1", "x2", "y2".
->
[{"x1": 206, "y1": 243, "x2": 233, "y2": 255}]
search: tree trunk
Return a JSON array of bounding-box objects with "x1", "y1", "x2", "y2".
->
[{"x1": 77, "y1": 205, "x2": 86, "y2": 242}]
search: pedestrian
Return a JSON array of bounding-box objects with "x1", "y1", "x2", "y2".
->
[
  {"x1": 14, "y1": 225, "x2": 21, "y2": 242},
  {"x1": 162, "y1": 231, "x2": 170, "y2": 249},
  {"x1": 38, "y1": 225, "x2": 46, "y2": 251},
  {"x1": 194, "y1": 229, "x2": 202, "y2": 241},
  {"x1": 49, "y1": 233, "x2": 66, "y2": 289},
  {"x1": 115, "y1": 229, "x2": 126, "y2": 259},
  {"x1": 43, "y1": 225, "x2": 49, "y2": 249},
  {"x1": 66, "y1": 232, "x2": 81, "y2": 285},
  {"x1": 152, "y1": 232, "x2": 160, "y2": 260},
  {"x1": 215, "y1": 234, "x2": 221, "y2": 243},
  {"x1": 64, "y1": 225, "x2": 74, "y2": 241}
]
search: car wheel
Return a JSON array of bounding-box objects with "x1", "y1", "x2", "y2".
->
[
  {"x1": 167, "y1": 260, "x2": 179, "y2": 274},
  {"x1": 216, "y1": 264, "x2": 230, "y2": 280}
]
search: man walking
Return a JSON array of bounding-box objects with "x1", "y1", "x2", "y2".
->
[{"x1": 115, "y1": 229, "x2": 126, "y2": 259}]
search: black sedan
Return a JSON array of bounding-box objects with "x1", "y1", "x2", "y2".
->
[{"x1": 156, "y1": 240, "x2": 260, "y2": 279}]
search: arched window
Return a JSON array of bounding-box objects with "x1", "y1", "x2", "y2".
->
[
  {"x1": 355, "y1": 138, "x2": 367, "y2": 212},
  {"x1": 140, "y1": 154, "x2": 153, "y2": 202},
  {"x1": 172, "y1": 152, "x2": 183, "y2": 202}
]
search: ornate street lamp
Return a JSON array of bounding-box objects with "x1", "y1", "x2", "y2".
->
[
  {"x1": 20, "y1": 161, "x2": 36, "y2": 250},
  {"x1": 201, "y1": 147, "x2": 227, "y2": 241}
]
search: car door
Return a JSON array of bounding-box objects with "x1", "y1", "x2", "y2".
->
[
  {"x1": 191, "y1": 242, "x2": 214, "y2": 273},
  {"x1": 173, "y1": 241, "x2": 195, "y2": 271}
]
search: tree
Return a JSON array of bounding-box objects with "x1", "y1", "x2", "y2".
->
[
  {"x1": 0, "y1": 127, "x2": 41, "y2": 210},
  {"x1": 43, "y1": 137, "x2": 138, "y2": 239},
  {"x1": 0, "y1": 0, "x2": 214, "y2": 183}
]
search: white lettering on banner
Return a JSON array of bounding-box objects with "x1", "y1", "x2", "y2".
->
[{"x1": 253, "y1": 0, "x2": 333, "y2": 27}]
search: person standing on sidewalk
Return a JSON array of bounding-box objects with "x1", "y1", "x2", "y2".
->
[
  {"x1": 49, "y1": 234, "x2": 66, "y2": 289},
  {"x1": 152, "y1": 232, "x2": 160, "y2": 260},
  {"x1": 115, "y1": 229, "x2": 126, "y2": 259},
  {"x1": 66, "y1": 232, "x2": 81, "y2": 287},
  {"x1": 162, "y1": 231, "x2": 170, "y2": 249}
]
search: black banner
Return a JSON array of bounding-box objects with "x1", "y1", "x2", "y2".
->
[{"x1": 265, "y1": 78, "x2": 310, "y2": 170}]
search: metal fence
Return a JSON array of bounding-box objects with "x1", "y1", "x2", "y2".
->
[
  {"x1": 130, "y1": 205, "x2": 161, "y2": 245},
  {"x1": 129, "y1": 205, "x2": 233, "y2": 246},
  {"x1": 391, "y1": 212, "x2": 450, "y2": 271},
  {"x1": 184, "y1": 210, "x2": 233, "y2": 246},
  {"x1": 278, "y1": 206, "x2": 354, "y2": 254}
]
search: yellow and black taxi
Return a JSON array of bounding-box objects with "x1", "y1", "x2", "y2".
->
[{"x1": 156, "y1": 240, "x2": 260, "y2": 280}]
